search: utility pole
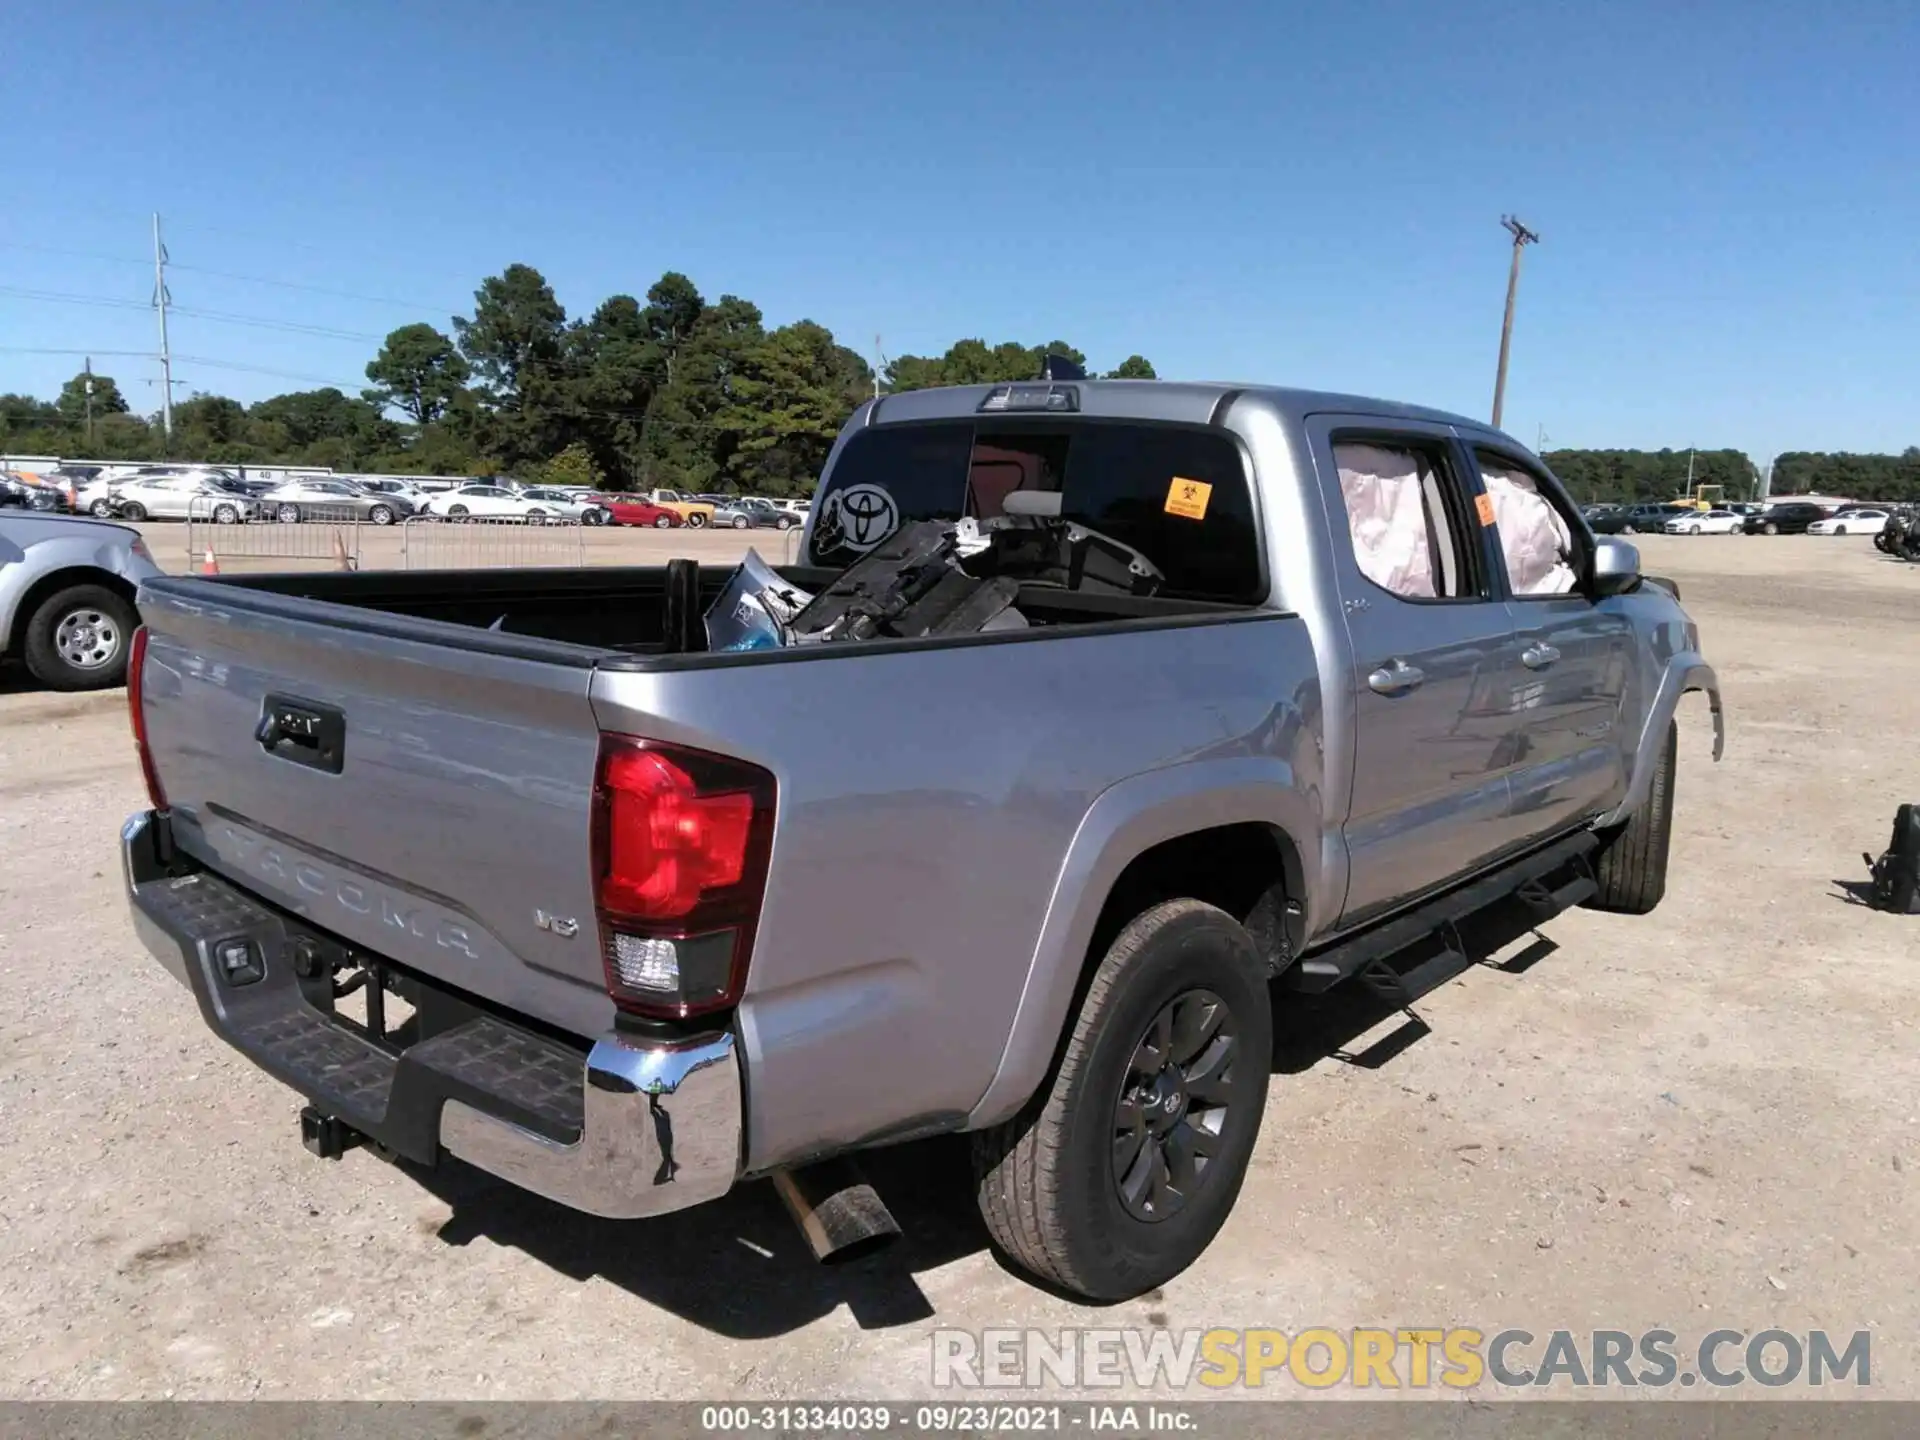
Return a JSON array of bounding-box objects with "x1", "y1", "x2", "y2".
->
[
  {"x1": 1490, "y1": 215, "x2": 1539, "y2": 431},
  {"x1": 84, "y1": 357, "x2": 95, "y2": 447},
  {"x1": 151, "y1": 213, "x2": 174, "y2": 442}
]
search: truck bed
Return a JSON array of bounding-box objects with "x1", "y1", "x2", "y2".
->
[{"x1": 187, "y1": 564, "x2": 1254, "y2": 668}]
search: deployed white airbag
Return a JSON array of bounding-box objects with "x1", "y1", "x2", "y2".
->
[
  {"x1": 1336, "y1": 444, "x2": 1436, "y2": 599},
  {"x1": 1480, "y1": 460, "x2": 1577, "y2": 595}
]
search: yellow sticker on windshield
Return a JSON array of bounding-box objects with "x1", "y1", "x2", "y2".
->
[
  {"x1": 1165, "y1": 477, "x2": 1212, "y2": 520},
  {"x1": 1475, "y1": 492, "x2": 1496, "y2": 527}
]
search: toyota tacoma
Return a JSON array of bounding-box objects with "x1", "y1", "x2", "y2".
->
[{"x1": 120, "y1": 379, "x2": 1722, "y2": 1299}]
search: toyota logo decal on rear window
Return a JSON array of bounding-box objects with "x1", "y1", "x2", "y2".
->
[{"x1": 821, "y1": 483, "x2": 899, "y2": 555}]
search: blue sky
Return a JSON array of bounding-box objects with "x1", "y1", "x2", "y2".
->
[{"x1": 4, "y1": 0, "x2": 1915, "y2": 463}]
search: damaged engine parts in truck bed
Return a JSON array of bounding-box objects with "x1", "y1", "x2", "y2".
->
[{"x1": 704, "y1": 495, "x2": 1166, "y2": 652}]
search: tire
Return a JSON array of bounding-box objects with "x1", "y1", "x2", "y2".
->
[
  {"x1": 89, "y1": 499, "x2": 116, "y2": 518},
  {"x1": 21, "y1": 583, "x2": 137, "y2": 691},
  {"x1": 213, "y1": 504, "x2": 240, "y2": 525},
  {"x1": 686, "y1": 512, "x2": 709, "y2": 529},
  {"x1": 1763, "y1": 522, "x2": 1778, "y2": 535},
  {"x1": 732, "y1": 514, "x2": 750, "y2": 530},
  {"x1": 971, "y1": 899, "x2": 1273, "y2": 1300},
  {"x1": 1587, "y1": 719, "x2": 1676, "y2": 915},
  {"x1": 1622, "y1": 523, "x2": 1638, "y2": 535},
  {"x1": 118, "y1": 501, "x2": 148, "y2": 522},
  {"x1": 776, "y1": 516, "x2": 795, "y2": 531},
  {"x1": 1833, "y1": 526, "x2": 1847, "y2": 536},
  {"x1": 276, "y1": 503, "x2": 301, "y2": 524},
  {"x1": 653, "y1": 514, "x2": 673, "y2": 528},
  {"x1": 368, "y1": 504, "x2": 396, "y2": 526},
  {"x1": 447, "y1": 504, "x2": 469, "y2": 519}
]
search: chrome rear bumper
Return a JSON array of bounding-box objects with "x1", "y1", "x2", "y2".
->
[{"x1": 123, "y1": 808, "x2": 741, "y2": 1221}]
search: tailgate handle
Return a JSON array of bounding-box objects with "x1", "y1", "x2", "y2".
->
[{"x1": 257, "y1": 695, "x2": 346, "y2": 775}]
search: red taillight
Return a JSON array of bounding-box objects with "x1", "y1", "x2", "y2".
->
[
  {"x1": 127, "y1": 625, "x2": 167, "y2": 810},
  {"x1": 592, "y1": 735, "x2": 775, "y2": 1021}
]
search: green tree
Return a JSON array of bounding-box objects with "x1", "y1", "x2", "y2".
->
[
  {"x1": 452, "y1": 264, "x2": 570, "y2": 466},
  {"x1": 640, "y1": 295, "x2": 765, "y2": 490},
  {"x1": 538, "y1": 441, "x2": 605, "y2": 489},
  {"x1": 718, "y1": 321, "x2": 870, "y2": 494},
  {"x1": 1106, "y1": 355, "x2": 1158, "y2": 379},
  {"x1": 56, "y1": 370, "x2": 130, "y2": 425},
  {"x1": 249, "y1": 388, "x2": 399, "y2": 464},
  {"x1": 883, "y1": 338, "x2": 1096, "y2": 392},
  {"x1": 170, "y1": 394, "x2": 255, "y2": 460},
  {"x1": 363, "y1": 323, "x2": 470, "y2": 424}
]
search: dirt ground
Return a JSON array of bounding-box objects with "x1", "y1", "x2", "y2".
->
[{"x1": 1, "y1": 533, "x2": 1915, "y2": 1402}]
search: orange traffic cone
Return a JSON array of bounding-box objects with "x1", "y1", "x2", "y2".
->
[
  {"x1": 331, "y1": 531, "x2": 357, "y2": 572},
  {"x1": 200, "y1": 547, "x2": 220, "y2": 576}
]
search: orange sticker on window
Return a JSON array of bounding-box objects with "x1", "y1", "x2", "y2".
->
[
  {"x1": 1475, "y1": 492, "x2": 1496, "y2": 527},
  {"x1": 1165, "y1": 477, "x2": 1212, "y2": 520}
]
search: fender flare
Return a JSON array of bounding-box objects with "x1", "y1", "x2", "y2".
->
[
  {"x1": 964, "y1": 756, "x2": 1320, "y2": 1130},
  {"x1": 1594, "y1": 656, "x2": 1723, "y2": 829}
]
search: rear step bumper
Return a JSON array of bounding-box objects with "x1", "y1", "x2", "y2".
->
[{"x1": 120, "y1": 809, "x2": 741, "y2": 1221}]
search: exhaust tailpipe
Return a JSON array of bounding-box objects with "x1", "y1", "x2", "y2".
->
[{"x1": 772, "y1": 1157, "x2": 902, "y2": 1264}]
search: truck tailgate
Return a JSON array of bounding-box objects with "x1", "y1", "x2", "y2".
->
[{"x1": 134, "y1": 581, "x2": 616, "y2": 1038}]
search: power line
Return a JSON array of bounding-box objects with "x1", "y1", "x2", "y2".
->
[
  {"x1": 170, "y1": 307, "x2": 384, "y2": 343},
  {"x1": 0, "y1": 284, "x2": 384, "y2": 342},
  {"x1": 0, "y1": 284, "x2": 150, "y2": 312},
  {"x1": 166, "y1": 262, "x2": 465, "y2": 315}
]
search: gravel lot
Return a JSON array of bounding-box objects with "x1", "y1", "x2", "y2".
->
[{"x1": 1, "y1": 533, "x2": 1916, "y2": 1401}]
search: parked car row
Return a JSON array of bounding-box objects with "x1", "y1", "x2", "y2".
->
[{"x1": 1579, "y1": 499, "x2": 1900, "y2": 537}]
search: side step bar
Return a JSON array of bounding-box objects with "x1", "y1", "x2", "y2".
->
[{"x1": 1288, "y1": 831, "x2": 1599, "y2": 997}]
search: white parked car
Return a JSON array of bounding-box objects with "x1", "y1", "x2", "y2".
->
[
  {"x1": 516, "y1": 486, "x2": 610, "y2": 523},
  {"x1": 1663, "y1": 509, "x2": 1745, "y2": 535},
  {"x1": 424, "y1": 483, "x2": 555, "y2": 522},
  {"x1": 1808, "y1": 509, "x2": 1889, "y2": 536}
]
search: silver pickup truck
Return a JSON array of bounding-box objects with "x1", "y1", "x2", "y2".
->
[{"x1": 120, "y1": 380, "x2": 1722, "y2": 1300}]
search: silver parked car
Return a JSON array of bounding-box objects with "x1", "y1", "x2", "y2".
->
[
  {"x1": 261, "y1": 478, "x2": 416, "y2": 525},
  {"x1": 2, "y1": 513, "x2": 162, "y2": 688}
]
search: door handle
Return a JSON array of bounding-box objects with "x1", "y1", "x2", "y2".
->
[
  {"x1": 1367, "y1": 660, "x2": 1426, "y2": 695},
  {"x1": 1521, "y1": 642, "x2": 1561, "y2": 670}
]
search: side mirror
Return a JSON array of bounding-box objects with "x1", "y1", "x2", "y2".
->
[{"x1": 1590, "y1": 537, "x2": 1641, "y2": 597}]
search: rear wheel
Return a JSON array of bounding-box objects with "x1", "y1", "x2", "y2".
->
[
  {"x1": 22, "y1": 584, "x2": 137, "y2": 691},
  {"x1": 776, "y1": 516, "x2": 795, "y2": 530},
  {"x1": 1622, "y1": 522, "x2": 1638, "y2": 535},
  {"x1": 213, "y1": 503, "x2": 240, "y2": 525},
  {"x1": 118, "y1": 501, "x2": 148, "y2": 522},
  {"x1": 447, "y1": 504, "x2": 469, "y2": 520},
  {"x1": 1764, "y1": 522, "x2": 1779, "y2": 535},
  {"x1": 732, "y1": 514, "x2": 750, "y2": 530},
  {"x1": 972, "y1": 899, "x2": 1272, "y2": 1300},
  {"x1": 89, "y1": 499, "x2": 116, "y2": 518},
  {"x1": 686, "y1": 512, "x2": 709, "y2": 529},
  {"x1": 368, "y1": 504, "x2": 396, "y2": 526},
  {"x1": 276, "y1": 503, "x2": 301, "y2": 524},
  {"x1": 653, "y1": 513, "x2": 673, "y2": 528},
  {"x1": 1587, "y1": 720, "x2": 1676, "y2": 915}
]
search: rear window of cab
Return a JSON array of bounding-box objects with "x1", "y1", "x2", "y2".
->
[{"x1": 808, "y1": 420, "x2": 1263, "y2": 604}]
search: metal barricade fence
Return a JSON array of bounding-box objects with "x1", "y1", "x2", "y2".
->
[
  {"x1": 399, "y1": 515, "x2": 588, "y2": 570},
  {"x1": 186, "y1": 497, "x2": 362, "y2": 572}
]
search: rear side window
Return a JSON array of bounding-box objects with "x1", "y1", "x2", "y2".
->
[{"x1": 809, "y1": 421, "x2": 1262, "y2": 602}]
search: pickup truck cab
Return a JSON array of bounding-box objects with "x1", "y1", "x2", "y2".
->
[{"x1": 120, "y1": 380, "x2": 1721, "y2": 1299}]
